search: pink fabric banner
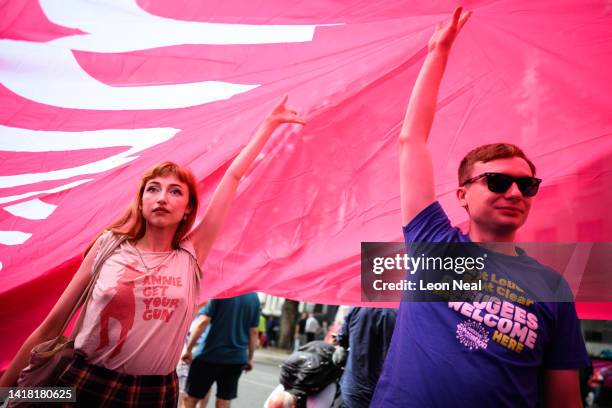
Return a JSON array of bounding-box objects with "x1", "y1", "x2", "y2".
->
[{"x1": 0, "y1": 0, "x2": 611, "y2": 368}]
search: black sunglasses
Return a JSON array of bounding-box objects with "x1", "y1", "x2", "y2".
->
[{"x1": 461, "y1": 172, "x2": 542, "y2": 197}]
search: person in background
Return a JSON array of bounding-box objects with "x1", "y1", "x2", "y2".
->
[
  {"x1": 305, "y1": 313, "x2": 320, "y2": 343},
  {"x1": 295, "y1": 312, "x2": 308, "y2": 351},
  {"x1": 259, "y1": 314, "x2": 267, "y2": 347},
  {"x1": 266, "y1": 316, "x2": 280, "y2": 348},
  {"x1": 178, "y1": 301, "x2": 209, "y2": 402},
  {"x1": 319, "y1": 321, "x2": 329, "y2": 341},
  {"x1": 336, "y1": 307, "x2": 397, "y2": 408},
  {"x1": 181, "y1": 293, "x2": 260, "y2": 408}
]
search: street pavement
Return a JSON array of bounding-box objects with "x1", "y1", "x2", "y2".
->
[
  {"x1": 234, "y1": 360, "x2": 282, "y2": 407},
  {"x1": 191, "y1": 347, "x2": 289, "y2": 408}
]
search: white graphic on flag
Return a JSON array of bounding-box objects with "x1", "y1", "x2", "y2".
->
[
  {"x1": 0, "y1": 179, "x2": 94, "y2": 205},
  {"x1": 0, "y1": 0, "x2": 317, "y2": 268},
  {"x1": 0, "y1": 40, "x2": 259, "y2": 110},
  {"x1": 0, "y1": 126, "x2": 177, "y2": 247},
  {"x1": 41, "y1": 0, "x2": 317, "y2": 51},
  {"x1": 4, "y1": 199, "x2": 57, "y2": 220},
  {"x1": 0, "y1": 231, "x2": 32, "y2": 246},
  {"x1": 0, "y1": 0, "x2": 318, "y2": 110},
  {"x1": 0, "y1": 126, "x2": 180, "y2": 188},
  {"x1": 0, "y1": 0, "x2": 316, "y2": 278}
]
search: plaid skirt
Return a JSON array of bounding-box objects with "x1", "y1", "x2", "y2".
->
[{"x1": 54, "y1": 352, "x2": 178, "y2": 407}]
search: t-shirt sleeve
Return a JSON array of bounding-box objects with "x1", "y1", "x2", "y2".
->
[
  {"x1": 204, "y1": 300, "x2": 217, "y2": 319},
  {"x1": 87, "y1": 230, "x2": 114, "y2": 275},
  {"x1": 196, "y1": 305, "x2": 207, "y2": 316},
  {"x1": 402, "y1": 201, "x2": 463, "y2": 244},
  {"x1": 178, "y1": 235, "x2": 197, "y2": 259},
  {"x1": 250, "y1": 297, "x2": 260, "y2": 328},
  {"x1": 542, "y1": 301, "x2": 590, "y2": 369}
]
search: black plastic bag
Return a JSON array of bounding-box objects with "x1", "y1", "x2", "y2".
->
[{"x1": 279, "y1": 341, "x2": 345, "y2": 406}]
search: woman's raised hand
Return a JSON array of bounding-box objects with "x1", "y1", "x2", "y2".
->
[
  {"x1": 265, "y1": 95, "x2": 307, "y2": 126},
  {"x1": 428, "y1": 7, "x2": 471, "y2": 54},
  {"x1": 189, "y1": 94, "x2": 305, "y2": 267}
]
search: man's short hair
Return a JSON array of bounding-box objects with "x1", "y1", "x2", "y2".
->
[{"x1": 458, "y1": 143, "x2": 536, "y2": 185}]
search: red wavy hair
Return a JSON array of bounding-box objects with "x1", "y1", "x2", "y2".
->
[{"x1": 89, "y1": 162, "x2": 199, "y2": 253}]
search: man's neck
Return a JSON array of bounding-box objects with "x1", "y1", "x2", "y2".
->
[{"x1": 468, "y1": 225, "x2": 518, "y2": 256}]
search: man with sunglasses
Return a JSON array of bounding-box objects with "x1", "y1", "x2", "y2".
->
[{"x1": 370, "y1": 8, "x2": 589, "y2": 408}]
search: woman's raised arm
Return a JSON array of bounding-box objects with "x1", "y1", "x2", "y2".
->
[{"x1": 189, "y1": 96, "x2": 305, "y2": 266}]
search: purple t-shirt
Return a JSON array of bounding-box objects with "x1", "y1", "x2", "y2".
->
[{"x1": 370, "y1": 202, "x2": 589, "y2": 408}]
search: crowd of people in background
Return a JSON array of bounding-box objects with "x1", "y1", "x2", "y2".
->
[
  {"x1": 174, "y1": 295, "x2": 399, "y2": 408},
  {"x1": 177, "y1": 298, "x2": 610, "y2": 408}
]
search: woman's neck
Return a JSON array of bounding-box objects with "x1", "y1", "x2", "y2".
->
[{"x1": 137, "y1": 226, "x2": 175, "y2": 252}]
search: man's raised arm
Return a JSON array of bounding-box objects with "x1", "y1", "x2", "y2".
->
[{"x1": 400, "y1": 7, "x2": 470, "y2": 225}]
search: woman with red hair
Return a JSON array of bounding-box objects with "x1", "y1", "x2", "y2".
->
[{"x1": 0, "y1": 96, "x2": 305, "y2": 407}]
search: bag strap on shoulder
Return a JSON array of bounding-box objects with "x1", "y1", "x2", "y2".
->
[{"x1": 55, "y1": 231, "x2": 126, "y2": 342}]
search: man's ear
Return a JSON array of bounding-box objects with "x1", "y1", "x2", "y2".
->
[{"x1": 457, "y1": 187, "x2": 468, "y2": 209}]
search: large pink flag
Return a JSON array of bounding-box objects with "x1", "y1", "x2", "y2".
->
[{"x1": 1, "y1": 0, "x2": 611, "y2": 368}]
